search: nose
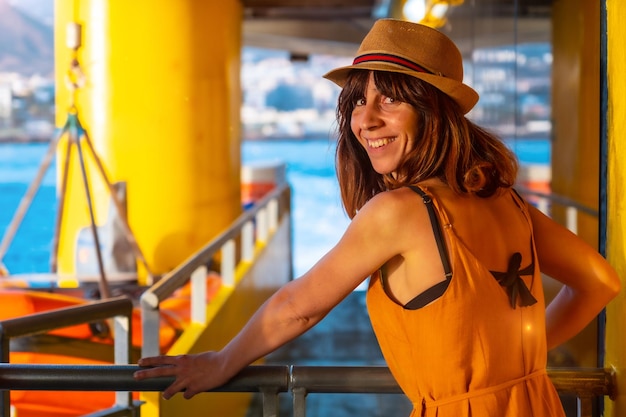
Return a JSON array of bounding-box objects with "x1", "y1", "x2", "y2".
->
[{"x1": 358, "y1": 102, "x2": 382, "y2": 131}]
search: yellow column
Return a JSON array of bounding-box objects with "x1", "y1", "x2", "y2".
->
[
  {"x1": 551, "y1": 0, "x2": 600, "y2": 248},
  {"x1": 550, "y1": 0, "x2": 601, "y2": 369},
  {"x1": 54, "y1": 0, "x2": 242, "y2": 284},
  {"x1": 604, "y1": 0, "x2": 626, "y2": 415}
]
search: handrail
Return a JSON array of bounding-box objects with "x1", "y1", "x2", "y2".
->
[
  {"x1": 0, "y1": 296, "x2": 134, "y2": 417},
  {"x1": 141, "y1": 183, "x2": 289, "y2": 308},
  {"x1": 0, "y1": 181, "x2": 291, "y2": 417},
  {"x1": 515, "y1": 185, "x2": 599, "y2": 218},
  {"x1": 0, "y1": 295, "x2": 133, "y2": 363},
  {"x1": 0, "y1": 364, "x2": 288, "y2": 392},
  {"x1": 140, "y1": 181, "x2": 291, "y2": 357},
  {"x1": 515, "y1": 185, "x2": 598, "y2": 234},
  {"x1": 0, "y1": 364, "x2": 615, "y2": 417}
]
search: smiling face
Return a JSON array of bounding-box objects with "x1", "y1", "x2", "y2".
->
[{"x1": 350, "y1": 72, "x2": 420, "y2": 177}]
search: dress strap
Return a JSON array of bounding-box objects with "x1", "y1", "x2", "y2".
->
[{"x1": 408, "y1": 186, "x2": 452, "y2": 278}]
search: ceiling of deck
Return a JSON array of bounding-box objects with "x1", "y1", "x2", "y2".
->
[{"x1": 241, "y1": 0, "x2": 554, "y2": 57}]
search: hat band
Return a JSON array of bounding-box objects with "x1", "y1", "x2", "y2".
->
[{"x1": 353, "y1": 53, "x2": 433, "y2": 74}]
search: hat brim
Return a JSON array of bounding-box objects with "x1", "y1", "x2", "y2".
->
[{"x1": 323, "y1": 63, "x2": 479, "y2": 115}]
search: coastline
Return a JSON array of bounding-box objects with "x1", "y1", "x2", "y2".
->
[
  {"x1": 0, "y1": 135, "x2": 51, "y2": 144},
  {"x1": 0, "y1": 131, "x2": 339, "y2": 143}
]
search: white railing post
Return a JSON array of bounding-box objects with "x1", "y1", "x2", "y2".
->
[
  {"x1": 191, "y1": 265, "x2": 208, "y2": 324},
  {"x1": 566, "y1": 206, "x2": 578, "y2": 234},
  {"x1": 268, "y1": 198, "x2": 278, "y2": 232},
  {"x1": 242, "y1": 220, "x2": 255, "y2": 262},
  {"x1": 114, "y1": 313, "x2": 132, "y2": 408},
  {"x1": 257, "y1": 207, "x2": 268, "y2": 243},
  {"x1": 222, "y1": 239, "x2": 236, "y2": 287}
]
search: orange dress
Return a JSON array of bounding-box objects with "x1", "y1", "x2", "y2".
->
[{"x1": 366, "y1": 187, "x2": 565, "y2": 417}]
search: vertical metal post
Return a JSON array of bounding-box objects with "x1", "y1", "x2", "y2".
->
[
  {"x1": 191, "y1": 265, "x2": 208, "y2": 324},
  {"x1": 260, "y1": 387, "x2": 280, "y2": 417},
  {"x1": 114, "y1": 313, "x2": 132, "y2": 409},
  {"x1": 140, "y1": 299, "x2": 161, "y2": 358},
  {"x1": 257, "y1": 208, "x2": 269, "y2": 243},
  {"x1": 578, "y1": 396, "x2": 592, "y2": 417},
  {"x1": 268, "y1": 199, "x2": 278, "y2": 231},
  {"x1": 222, "y1": 240, "x2": 236, "y2": 287},
  {"x1": 292, "y1": 387, "x2": 307, "y2": 417},
  {"x1": 0, "y1": 328, "x2": 9, "y2": 417},
  {"x1": 242, "y1": 220, "x2": 254, "y2": 262},
  {"x1": 566, "y1": 206, "x2": 578, "y2": 234}
]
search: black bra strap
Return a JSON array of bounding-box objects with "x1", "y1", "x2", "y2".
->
[{"x1": 408, "y1": 186, "x2": 452, "y2": 278}]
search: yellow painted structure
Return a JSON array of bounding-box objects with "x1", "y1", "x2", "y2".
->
[
  {"x1": 604, "y1": 0, "x2": 626, "y2": 415},
  {"x1": 141, "y1": 216, "x2": 293, "y2": 417},
  {"x1": 551, "y1": 0, "x2": 600, "y2": 250},
  {"x1": 53, "y1": 0, "x2": 243, "y2": 283},
  {"x1": 552, "y1": 1, "x2": 626, "y2": 413},
  {"x1": 550, "y1": 0, "x2": 602, "y2": 370}
]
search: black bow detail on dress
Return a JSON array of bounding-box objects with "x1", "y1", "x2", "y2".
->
[{"x1": 490, "y1": 252, "x2": 538, "y2": 309}]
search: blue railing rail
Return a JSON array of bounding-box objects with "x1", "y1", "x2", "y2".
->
[
  {"x1": 0, "y1": 296, "x2": 134, "y2": 417},
  {"x1": 0, "y1": 364, "x2": 615, "y2": 417}
]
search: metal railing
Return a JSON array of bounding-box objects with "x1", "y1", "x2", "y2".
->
[
  {"x1": 515, "y1": 185, "x2": 599, "y2": 233},
  {"x1": 0, "y1": 183, "x2": 615, "y2": 417},
  {"x1": 0, "y1": 364, "x2": 615, "y2": 417},
  {"x1": 140, "y1": 181, "x2": 291, "y2": 358},
  {"x1": 0, "y1": 181, "x2": 292, "y2": 417},
  {"x1": 0, "y1": 296, "x2": 135, "y2": 417}
]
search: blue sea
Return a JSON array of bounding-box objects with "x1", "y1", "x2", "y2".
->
[{"x1": 0, "y1": 138, "x2": 550, "y2": 277}]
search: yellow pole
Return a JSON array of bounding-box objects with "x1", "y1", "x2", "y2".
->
[
  {"x1": 54, "y1": 0, "x2": 242, "y2": 285},
  {"x1": 604, "y1": 0, "x2": 626, "y2": 415},
  {"x1": 550, "y1": 0, "x2": 602, "y2": 368},
  {"x1": 551, "y1": 0, "x2": 601, "y2": 249}
]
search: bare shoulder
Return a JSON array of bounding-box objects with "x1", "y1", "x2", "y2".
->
[
  {"x1": 348, "y1": 187, "x2": 432, "y2": 250},
  {"x1": 357, "y1": 187, "x2": 428, "y2": 223},
  {"x1": 296, "y1": 187, "x2": 432, "y2": 303}
]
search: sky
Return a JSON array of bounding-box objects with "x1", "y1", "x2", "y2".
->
[{"x1": 8, "y1": 0, "x2": 53, "y2": 26}]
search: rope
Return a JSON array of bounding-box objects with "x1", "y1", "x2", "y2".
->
[{"x1": 0, "y1": 21, "x2": 154, "y2": 292}]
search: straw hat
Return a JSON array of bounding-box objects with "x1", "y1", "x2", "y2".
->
[{"x1": 323, "y1": 19, "x2": 479, "y2": 114}]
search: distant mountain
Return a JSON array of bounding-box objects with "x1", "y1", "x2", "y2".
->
[{"x1": 0, "y1": 0, "x2": 54, "y2": 76}]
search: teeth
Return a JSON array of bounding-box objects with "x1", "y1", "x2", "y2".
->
[{"x1": 368, "y1": 137, "x2": 396, "y2": 148}]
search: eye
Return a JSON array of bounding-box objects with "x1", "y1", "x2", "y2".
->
[
  {"x1": 383, "y1": 96, "x2": 396, "y2": 104},
  {"x1": 355, "y1": 98, "x2": 366, "y2": 106}
]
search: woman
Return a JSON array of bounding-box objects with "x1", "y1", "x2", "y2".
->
[{"x1": 134, "y1": 19, "x2": 620, "y2": 416}]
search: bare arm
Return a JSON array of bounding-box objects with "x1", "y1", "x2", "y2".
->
[
  {"x1": 134, "y1": 191, "x2": 412, "y2": 399},
  {"x1": 529, "y1": 205, "x2": 621, "y2": 350}
]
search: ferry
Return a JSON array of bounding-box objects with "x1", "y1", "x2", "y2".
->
[{"x1": 0, "y1": 1, "x2": 625, "y2": 417}]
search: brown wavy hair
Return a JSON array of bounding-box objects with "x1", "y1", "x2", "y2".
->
[{"x1": 335, "y1": 70, "x2": 518, "y2": 218}]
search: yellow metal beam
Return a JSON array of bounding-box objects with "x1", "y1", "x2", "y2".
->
[{"x1": 604, "y1": 0, "x2": 626, "y2": 415}]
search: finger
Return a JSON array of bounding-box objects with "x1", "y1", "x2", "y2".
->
[
  {"x1": 137, "y1": 355, "x2": 175, "y2": 367},
  {"x1": 183, "y1": 386, "x2": 200, "y2": 400},
  {"x1": 133, "y1": 365, "x2": 176, "y2": 380},
  {"x1": 163, "y1": 379, "x2": 188, "y2": 400}
]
